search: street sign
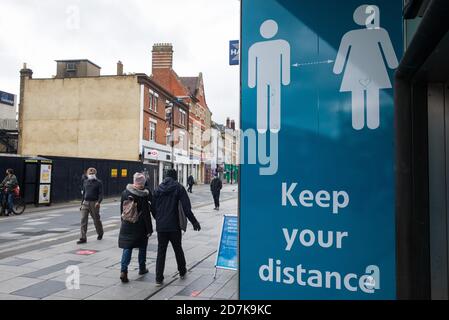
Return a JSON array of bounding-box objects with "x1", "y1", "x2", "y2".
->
[
  {"x1": 215, "y1": 215, "x2": 238, "y2": 273},
  {"x1": 240, "y1": 0, "x2": 402, "y2": 299},
  {"x1": 229, "y1": 40, "x2": 240, "y2": 66}
]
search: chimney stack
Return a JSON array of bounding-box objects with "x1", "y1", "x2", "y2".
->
[
  {"x1": 226, "y1": 117, "x2": 230, "y2": 129},
  {"x1": 152, "y1": 43, "x2": 173, "y2": 72},
  {"x1": 117, "y1": 61, "x2": 123, "y2": 76},
  {"x1": 231, "y1": 120, "x2": 235, "y2": 130}
]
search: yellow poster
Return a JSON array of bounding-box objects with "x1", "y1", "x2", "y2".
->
[
  {"x1": 111, "y1": 169, "x2": 118, "y2": 178},
  {"x1": 40, "y1": 165, "x2": 52, "y2": 184},
  {"x1": 121, "y1": 169, "x2": 128, "y2": 178}
]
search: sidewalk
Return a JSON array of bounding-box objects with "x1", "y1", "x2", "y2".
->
[{"x1": 0, "y1": 193, "x2": 238, "y2": 300}]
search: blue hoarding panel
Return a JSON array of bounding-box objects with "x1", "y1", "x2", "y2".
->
[
  {"x1": 240, "y1": 0, "x2": 402, "y2": 300},
  {"x1": 216, "y1": 215, "x2": 238, "y2": 270},
  {"x1": 230, "y1": 40, "x2": 240, "y2": 66},
  {"x1": 0, "y1": 91, "x2": 15, "y2": 107}
]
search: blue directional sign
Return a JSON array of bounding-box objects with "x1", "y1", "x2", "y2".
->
[
  {"x1": 0, "y1": 90, "x2": 15, "y2": 107},
  {"x1": 229, "y1": 40, "x2": 240, "y2": 66},
  {"x1": 216, "y1": 215, "x2": 238, "y2": 270},
  {"x1": 240, "y1": 0, "x2": 402, "y2": 300}
]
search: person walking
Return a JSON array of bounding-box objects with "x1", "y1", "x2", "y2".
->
[
  {"x1": 210, "y1": 174, "x2": 223, "y2": 211},
  {"x1": 0, "y1": 169, "x2": 19, "y2": 216},
  {"x1": 77, "y1": 168, "x2": 104, "y2": 244},
  {"x1": 119, "y1": 173, "x2": 153, "y2": 283},
  {"x1": 152, "y1": 169, "x2": 201, "y2": 286},
  {"x1": 187, "y1": 175, "x2": 195, "y2": 193}
]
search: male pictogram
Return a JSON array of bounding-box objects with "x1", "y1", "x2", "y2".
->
[{"x1": 249, "y1": 19, "x2": 291, "y2": 133}]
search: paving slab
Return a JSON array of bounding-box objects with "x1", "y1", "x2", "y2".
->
[{"x1": 11, "y1": 280, "x2": 67, "y2": 299}]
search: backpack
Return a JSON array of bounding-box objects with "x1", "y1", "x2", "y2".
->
[{"x1": 122, "y1": 196, "x2": 141, "y2": 223}]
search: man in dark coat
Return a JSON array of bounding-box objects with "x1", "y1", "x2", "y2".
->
[
  {"x1": 152, "y1": 169, "x2": 201, "y2": 286},
  {"x1": 187, "y1": 175, "x2": 195, "y2": 193},
  {"x1": 77, "y1": 168, "x2": 104, "y2": 244},
  {"x1": 119, "y1": 173, "x2": 153, "y2": 283},
  {"x1": 210, "y1": 174, "x2": 223, "y2": 211}
]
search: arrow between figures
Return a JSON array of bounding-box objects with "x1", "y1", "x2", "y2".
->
[{"x1": 292, "y1": 59, "x2": 334, "y2": 68}]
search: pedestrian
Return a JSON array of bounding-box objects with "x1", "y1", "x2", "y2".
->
[
  {"x1": 187, "y1": 175, "x2": 195, "y2": 193},
  {"x1": 77, "y1": 168, "x2": 104, "y2": 244},
  {"x1": 119, "y1": 172, "x2": 153, "y2": 283},
  {"x1": 210, "y1": 174, "x2": 223, "y2": 211},
  {"x1": 0, "y1": 169, "x2": 19, "y2": 216},
  {"x1": 152, "y1": 169, "x2": 201, "y2": 286}
]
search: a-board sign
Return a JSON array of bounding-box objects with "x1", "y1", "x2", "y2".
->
[{"x1": 216, "y1": 215, "x2": 238, "y2": 271}]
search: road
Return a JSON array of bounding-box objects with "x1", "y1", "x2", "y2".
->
[{"x1": 0, "y1": 184, "x2": 238, "y2": 260}]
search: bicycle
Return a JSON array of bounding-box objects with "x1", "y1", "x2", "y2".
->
[{"x1": 1, "y1": 187, "x2": 26, "y2": 216}]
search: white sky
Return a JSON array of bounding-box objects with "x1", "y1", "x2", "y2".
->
[{"x1": 0, "y1": 0, "x2": 240, "y2": 125}]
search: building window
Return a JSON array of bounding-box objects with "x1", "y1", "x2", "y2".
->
[
  {"x1": 179, "y1": 134, "x2": 185, "y2": 150},
  {"x1": 179, "y1": 109, "x2": 187, "y2": 126},
  {"x1": 150, "y1": 121, "x2": 156, "y2": 142},
  {"x1": 66, "y1": 62, "x2": 76, "y2": 71},
  {"x1": 149, "y1": 90, "x2": 159, "y2": 113},
  {"x1": 153, "y1": 95, "x2": 158, "y2": 112}
]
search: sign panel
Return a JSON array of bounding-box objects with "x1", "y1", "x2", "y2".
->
[
  {"x1": 38, "y1": 185, "x2": 50, "y2": 204},
  {"x1": 121, "y1": 169, "x2": 128, "y2": 178},
  {"x1": 0, "y1": 90, "x2": 15, "y2": 106},
  {"x1": 216, "y1": 215, "x2": 238, "y2": 270},
  {"x1": 229, "y1": 40, "x2": 240, "y2": 66},
  {"x1": 40, "y1": 164, "x2": 52, "y2": 184},
  {"x1": 240, "y1": 0, "x2": 402, "y2": 299},
  {"x1": 111, "y1": 169, "x2": 118, "y2": 178}
]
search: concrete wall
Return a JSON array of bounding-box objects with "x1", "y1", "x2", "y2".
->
[
  {"x1": 20, "y1": 76, "x2": 141, "y2": 161},
  {"x1": 0, "y1": 101, "x2": 16, "y2": 122}
]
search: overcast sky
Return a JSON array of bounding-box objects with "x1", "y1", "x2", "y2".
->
[{"x1": 0, "y1": 0, "x2": 240, "y2": 125}]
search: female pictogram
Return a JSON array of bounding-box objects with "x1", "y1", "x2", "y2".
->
[{"x1": 333, "y1": 5, "x2": 399, "y2": 130}]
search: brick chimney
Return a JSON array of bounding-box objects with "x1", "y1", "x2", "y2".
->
[
  {"x1": 226, "y1": 117, "x2": 230, "y2": 129},
  {"x1": 152, "y1": 43, "x2": 173, "y2": 72},
  {"x1": 18, "y1": 63, "x2": 33, "y2": 154},
  {"x1": 231, "y1": 120, "x2": 235, "y2": 130},
  {"x1": 117, "y1": 61, "x2": 123, "y2": 76}
]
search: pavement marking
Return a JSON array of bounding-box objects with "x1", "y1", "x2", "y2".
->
[{"x1": 24, "y1": 222, "x2": 48, "y2": 226}]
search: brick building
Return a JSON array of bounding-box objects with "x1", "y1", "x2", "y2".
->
[
  {"x1": 151, "y1": 43, "x2": 213, "y2": 184},
  {"x1": 18, "y1": 59, "x2": 189, "y2": 187}
]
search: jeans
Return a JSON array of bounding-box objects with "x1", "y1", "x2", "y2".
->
[
  {"x1": 121, "y1": 246, "x2": 147, "y2": 273},
  {"x1": 156, "y1": 231, "x2": 186, "y2": 282},
  {"x1": 0, "y1": 192, "x2": 14, "y2": 213}
]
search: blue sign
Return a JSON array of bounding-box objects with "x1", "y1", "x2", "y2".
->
[
  {"x1": 229, "y1": 40, "x2": 240, "y2": 66},
  {"x1": 240, "y1": 0, "x2": 402, "y2": 299},
  {"x1": 0, "y1": 91, "x2": 15, "y2": 107},
  {"x1": 216, "y1": 215, "x2": 238, "y2": 270}
]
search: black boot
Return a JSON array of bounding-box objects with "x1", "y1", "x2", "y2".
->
[{"x1": 120, "y1": 272, "x2": 129, "y2": 283}]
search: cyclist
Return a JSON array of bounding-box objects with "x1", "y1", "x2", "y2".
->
[{"x1": 0, "y1": 169, "x2": 19, "y2": 216}]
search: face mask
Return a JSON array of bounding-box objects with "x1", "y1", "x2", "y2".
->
[{"x1": 88, "y1": 174, "x2": 96, "y2": 180}]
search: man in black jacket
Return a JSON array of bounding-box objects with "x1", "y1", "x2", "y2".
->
[
  {"x1": 78, "y1": 168, "x2": 104, "y2": 244},
  {"x1": 152, "y1": 169, "x2": 201, "y2": 286},
  {"x1": 187, "y1": 175, "x2": 194, "y2": 193},
  {"x1": 210, "y1": 174, "x2": 223, "y2": 211}
]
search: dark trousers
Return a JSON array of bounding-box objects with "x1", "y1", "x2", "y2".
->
[
  {"x1": 156, "y1": 231, "x2": 186, "y2": 282},
  {"x1": 121, "y1": 246, "x2": 147, "y2": 273},
  {"x1": 212, "y1": 191, "x2": 220, "y2": 208},
  {"x1": 187, "y1": 184, "x2": 193, "y2": 193}
]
